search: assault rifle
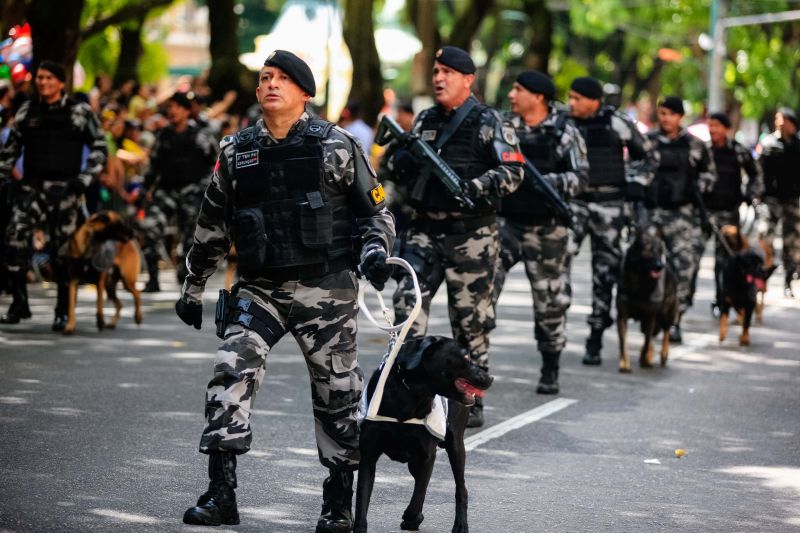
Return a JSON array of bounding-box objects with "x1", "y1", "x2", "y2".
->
[
  {"x1": 375, "y1": 115, "x2": 475, "y2": 209},
  {"x1": 521, "y1": 157, "x2": 574, "y2": 227}
]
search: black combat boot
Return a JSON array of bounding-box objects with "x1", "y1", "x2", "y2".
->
[
  {"x1": 536, "y1": 351, "x2": 560, "y2": 394},
  {"x1": 669, "y1": 316, "x2": 683, "y2": 344},
  {"x1": 51, "y1": 282, "x2": 69, "y2": 332},
  {"x1": 466, "y1": 397, "x2": 484, "y2": 428},
  {"x1": 316, "y1": 469, "x2": 354, "y2": 533},
  {"x1": 0, "y1": 271, "x2": 31, "y2": 324},
  {"x1": 183, "y1": 451, "x2": 240, "y2": 526},
  {"x1": 582, "y1": 328, "x2": 603, "y2": 365},
  {"x1": 143, "y1": 254, "x2": 160, "y2": 293}
]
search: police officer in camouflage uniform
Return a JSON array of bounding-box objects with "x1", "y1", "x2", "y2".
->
[
  {"x1": 174, "y1": 51, "x2": 394, "y2": 532},
  {"x1": 139, "y1": 92, "x2": 217, "y2": 292},
  {"x1": 0, "y1": 61, "x2": 106, "y2": 329},
  {"x1": 387, "y1": 46, "x2": 524, "y2": 428},
  {"x1": 703, "y1": 111, "x2": 763, "y2": 313},
  {"x1": 646, "y1": 96, "x2": 716, "y2": 343},
  {"x1": 493, "y1": 71, "x2": 589, "y2": 394},
  {"x1": 759, "y1": 107, "x2": 800, "y2": 298},
  {"x1": 567, "y1": 77, "x2": 659, "y2": 365}
]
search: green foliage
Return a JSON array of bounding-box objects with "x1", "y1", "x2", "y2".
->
[
  {"x1": 138, "y1": 31, "x2": 170, "y2": 83},
  {"x1": 77, "y1": 29, "x2": 119, "y2": 91}
]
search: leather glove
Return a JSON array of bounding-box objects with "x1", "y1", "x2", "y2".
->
[
  {"x1": 625, "y1": 182, "x2": 646, "y2": 201},
  {"x1": 66, "y1": 178, "x2": 87, "y2": 196},
  {"x1": 396, "y1": 131, "x2": 415, "y2": 147},
  {"x1": 359, "y1": 248, "x2": 393, "y2": 291},
  {"x1": 175, "y1": 298, "x2": 202, "y2": 329}
]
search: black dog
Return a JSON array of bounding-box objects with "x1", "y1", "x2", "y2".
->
[
  {"x1": 617, "y1": 225, "x2": 679, "y2": 372},
  {"x1": 354, "y1": 336, "x2": 493, "y2": 533}
]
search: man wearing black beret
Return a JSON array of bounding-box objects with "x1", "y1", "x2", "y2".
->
[
  {"x1": 0, "y1": 61, "x2": 107, "y2": 329},
  {"x1": 386, "y1": 45, "x2": 524, "y2": 427},
  {"x1": 566, "y1": 76, "x2": 659, "y2": 365},
  {"x1": 703, "y1": 112, "x2": 764, "y2": 313},
  {"x1": 760, "y1": 107, "x2": 800, "y2": 297},
  {"x1": 646, "y1": 96, "x2": 717, "y2": 343},
  {"x1": 177, "y1": 50, "x2": 395, "y2": 531},
  {"x1": 492, "y1": 70, "x2": 589, "y2": 394}
]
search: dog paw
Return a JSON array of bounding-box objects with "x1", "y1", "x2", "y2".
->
[
  {"x1": 451, "y1": 519, "x2": 468, "y2": 533},
  {"x1": 618, "y1": 366, "x2": 632, "y2": 374},
  {"x1": 639, "y1": 359, "x2": 653, "y2": 369},
  {"x1": 105, "y1": 323, "x2": 116, "y2": 330},
  {"x1": 62, "y1": 328, "x2": 75, "y2": 336},
  {"x1": 739, "y1": 336, "x2": 750, "y2": 347},
  {"x1": 353, "y1": 525, "x2": 368, "y2": 533},
  {"x1": 401, "y1": 513, "x2": 424, "y2": 530}
]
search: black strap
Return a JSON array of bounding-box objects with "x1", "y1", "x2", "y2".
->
[
  {"x1": 433, "y1": 96, "x2": 478, "y2": 151},
  {"x1": 228, "y1": 296, "x2": 286, "y2": 346}
]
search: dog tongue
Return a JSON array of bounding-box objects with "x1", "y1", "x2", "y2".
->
[
  {"x1": 456, "y1": 378, "x2": 485, "y2": 398},
  {"x1": 650, "y1": 270, "x2": 662, "y2": 279}
]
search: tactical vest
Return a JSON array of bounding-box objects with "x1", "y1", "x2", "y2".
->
[
  {"x1": 500, "y1": 115, "x2": 567, "y2": 223},
  {"x1": 410, "y1": 103, "x2": 495, "y2": 214},
  {"x1": 230, "y1": 120, "x2": 354, "y2": 272},
  {"x1": 764, "y1": 137, "x2": 800, "y2": 198},
  {"x1": 573, "y1": 109, "x2": 626, "y2": 188},
  {"x1": 705, "y1": 143, "x2": 742, "y2": 210},
  {"x1": 21, "y1": 99, "x2": 85, "y2": 182},
  {"x1": 650, "y1": 134, "x2": 694, "y2": 207},
  {"x1": 157, "y1": 126, "x2": 211, "y2": 190}
]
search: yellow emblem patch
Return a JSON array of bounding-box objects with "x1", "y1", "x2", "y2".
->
[{"x1": 369, "y1": 184, "x2": 386, "y2": 205}]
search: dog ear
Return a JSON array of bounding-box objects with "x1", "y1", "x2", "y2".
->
[
  {"x1": 396, "y1": 339, "x2": 424, "y2": 371},
  {"x1": 765, "y1": 264, "x2": 778, "y2": 280}
]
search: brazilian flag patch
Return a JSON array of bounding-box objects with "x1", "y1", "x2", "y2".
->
[{"x1": 369, "y1": 183, "x2": 386, "y2": 205}]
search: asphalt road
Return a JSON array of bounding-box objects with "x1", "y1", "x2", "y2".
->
[{"x1": 1, "y1": 241, "x2": 799, "y2": 533}]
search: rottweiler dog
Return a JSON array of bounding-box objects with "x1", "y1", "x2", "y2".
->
[
  {"x1": 718, "y1": 225, "x2": 776, "y2": 346},
  {"x1": 64, "y1": 211, "x2": 142, "y2": 335},
  {"x1": 354, "y1": 336, "x2": 493, "y2": 533},
  {"x1": 617, "y1": 225, "x2": 679, "y2": 373}
]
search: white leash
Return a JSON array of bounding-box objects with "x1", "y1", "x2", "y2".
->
[{"x1": 358, "y1": 257, "x2": 424, "y2": 423}]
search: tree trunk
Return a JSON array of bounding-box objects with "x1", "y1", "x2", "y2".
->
[
  {"x1": 343, "y1": 0, "x2": 383, "y2": 126},
  {"x1": 206, "y1": 0, "x2": 251, "y2": 114},
  {"x1": 113, "y1": 15, "x2": 145, "y2": 87},
  {"x1": 28, "y1": 0, "x2": 85, "y2": 90},
  {"x1": 2, "y1": 0, "x2": 28, "y2": 37},
  {"x1": 407, "y1": 0, "x2": 439, "y2": 96},
  {"x1": 448, "y1": 0, "x2": 495, "y2": 51},
  {"x1": 521, "y1": 0, "x2": 552, "y2": 73}
]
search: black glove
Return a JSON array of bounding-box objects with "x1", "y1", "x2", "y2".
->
[
  {"x1": 66, "y1": 178, "x2": 87, "y2": 196},
  {"x1": 390, "y1": 148, "x2": 420, "y2": 180},
  {"x1": 460, "y1": 178, "x2": 481, "y2": 201},
  {"x1": 175, "y1": 298, "x2": 202, "y2": 329},
  {"x1": 396, "y1": 131, "x2": 415, "y2": 147},
  {"x1": 625, "y1": 182, "x2": 646, "y2": 201},
  {"x1": 359, "y1": 248, "x2": 393, "y2": 291}
]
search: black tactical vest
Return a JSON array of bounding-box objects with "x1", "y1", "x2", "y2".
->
[
  {"x1": 500, "y1": 115, "x2": 567, "y2": 223},
  {"x1": 705, "y1": 143, "x2": 742, "y2": 210},
  {"x1": 764, "y1": 137, "x2": 800, "y2": 198},
  {"x1": 573, "y1": 109, "x2": 625, "y2": 188},
  {"x1": 230, "y1": 120, "x2": 354, "y2": 271},
  {"x1": 157, "y1": 126, "x2": 211, "y2": 190},
  {"x1": 410, "y1": 103, "x2": 495, "y2": 214},
  {"x1": 650, "y1": 134, "x2": 694, "y2": 207},
  {"x1": 21, "y1": 99, "x2": 85, "y2": 182}
]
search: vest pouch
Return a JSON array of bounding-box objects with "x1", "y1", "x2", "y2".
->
[
  {"x1": 299, "y1": 201, "x2": 333, "y2": 249},
  {"x1": 232, "y1": 208, "x2": 268, "y2": 273}
]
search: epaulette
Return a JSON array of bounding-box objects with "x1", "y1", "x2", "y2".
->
[
  {"x1": 305, "y1": 118, "x2": 334, "y2": 139},
  {"x1": 219, "y1": 134, "x2": 235, "y2": 150},
  {"x1": 234, "y1": 126, "x2": 258, "y2": 147}
]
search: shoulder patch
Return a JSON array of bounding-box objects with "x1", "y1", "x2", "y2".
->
[
  {"x1": 502, "y1": 125, "x2": 518, "y2": 145},
  {"x1": 219, "y1": 135, "x2": 234, "y2": 150},
  {"x1": 369, "y1": 183, "x2": 386, "y2": 205}
]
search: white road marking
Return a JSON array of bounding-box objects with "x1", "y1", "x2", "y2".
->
[{"x1": 464, "y1": 397, "x2": 578, "y2": 452}]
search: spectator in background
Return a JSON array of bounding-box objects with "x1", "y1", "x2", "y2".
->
[{"x1": 340, "y1": 101, "x2": 374, "y2": 150}]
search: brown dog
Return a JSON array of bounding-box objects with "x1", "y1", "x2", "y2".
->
[
  {"x1": 755, "y1": 235, "x2": 775, "y2": 323},
  {"x1": 64, "y1": 211, "x2": 142, "y2": 335}
]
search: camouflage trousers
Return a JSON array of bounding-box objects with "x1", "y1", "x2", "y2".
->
[
  {"x1": 3, "y1": 181, "x2": 83, "y2": 275},
  {"x1": 567, "y1": 199, "x2": 626, "y2": 331},
  {"x1": 493, "y1": 218, "x2": 570, "y2": 354},
  {"x1": 138, "y1": 184, "x2": 204, "y2": 276},
  {"x1": 393, "y1": 221, "x2": 498, "y2": 369},
  {"x1": 689, "y1": 209, "x2": 739, "y2": 306},
  {"x1": 760, "y1": 196, "x2": 800, "y2": 283},
  {"x1": 200, "y1": 270, "x2": 363, "y2": 470},
  {"x1": 651, "y1": 204, "x2": 697, "y2": 314}
]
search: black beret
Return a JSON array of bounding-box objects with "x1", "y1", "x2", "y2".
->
[
  {"x1": 517, "y1": 70, "x2": 555, "y2": 99},
  {"x1": 263, "y1": 50, "x2": 316, "y2": 97},
  {"x1": 659, "y1": 96, "x2": 685, "y2": 115},
  {"x1": 709, "y1": 112, "x2": 731, "y2": 129},
  {"x1": 434, "y1": 46, "x2": 476, "y2": 75},
  {"x1": 169, "y1": 92, "x2": 192, "y2": 110},
  {"x1": 38, "y1": 60, "x2": 66, "y2": 83},
  {"x1": 570, "y1": 77, "x2": 603, "y2": 100},
  {"x1": 778, "y1": 106, "x2": 798, "y2": 127}
]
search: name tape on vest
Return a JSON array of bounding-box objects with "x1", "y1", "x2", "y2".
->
[
  {"x1": 421, "y1": 130, "x2": 437, "y2": 141},
  {"x1": 235, "y1": 150, "x2": 259, "y2": 169}
]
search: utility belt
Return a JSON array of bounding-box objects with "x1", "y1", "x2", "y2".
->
[
  {"x1": 577, "y1": 186, "x2": 625, "y2": 203},
  {"x1": 256, "y1": 256, "x2": 352, "y2": 282},
  {"x1": 411, "y1": 214, "x2": 495, "y2": 235},
  {"x1": 215, "y1": 289, "x2": 284, "y2": 344},
  {"x1": 503, "y1": 214, "x2": 564, "y2": 227}
]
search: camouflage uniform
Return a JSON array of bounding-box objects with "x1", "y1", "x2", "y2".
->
[
  {"x1": 568, "y1": 107, "x2": 659, "y2": 332},
  {"x1": 388, "y1": 96, "x2": 524, "y2": 370},
  {"x1": 181, "y1": 114, "x2": 394, "y2": 468},
  {"x1": 493, "y1": 110, "x2": 589, "y2": 355},
  {"x1": 647, "y1": 128, "x2": 716, "y2": 314},
  {"x1": 0, "y1": 95, "x2": 106, "y2": 321},
  {"x1": 759, "y1": 131, "x2": 800, "y2": 288},
  {"x1": 140, "y1": 122, "x2": 217, "y2": 284}
]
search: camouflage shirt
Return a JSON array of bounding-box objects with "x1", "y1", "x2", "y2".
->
[
  {"x1": 648, "y1": 127, "x2": 716, "y2": 194},
  {"x1": 0, "y1": 95, "x2": 106, "y2": 187},
  {"x1": 507, "y1": 109, "x2": 589, "y2": 198},
  {"x1": 181, "y1": 112, "x2": 396, "y2": 303}
]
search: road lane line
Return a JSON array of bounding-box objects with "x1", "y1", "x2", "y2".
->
[{"x1": 464, "y1": 397, "x2": 578, "y2": 452}]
